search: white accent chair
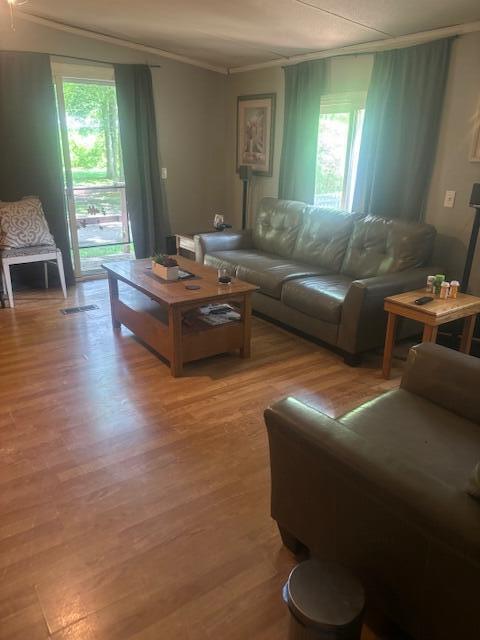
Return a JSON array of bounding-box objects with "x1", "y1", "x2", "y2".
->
[
  {"x1": 0, "y1": 196, "x2": 68, "y2": 308},
  {"x1": 1, "y1": 245, "x2": 67, "y2": 308}
]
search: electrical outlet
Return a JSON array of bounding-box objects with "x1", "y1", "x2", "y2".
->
[
  {"x1": 444, "y1": 190, "x2": 456, "y2": 208},
  {"x1": 161, "y1": 167, "x2": 167, "y2": 180}
]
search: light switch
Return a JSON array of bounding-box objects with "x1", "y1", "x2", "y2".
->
[
  {"x1": 161, "y1": 167, "x2": 167, "y2": 180},
  {"x1": 444, "y1": 190, "x2": 456, "y2": 208}
]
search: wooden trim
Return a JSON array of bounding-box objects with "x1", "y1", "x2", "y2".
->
[{"x1": 17, "y1": 10, "x2": 228, "y2": 74}]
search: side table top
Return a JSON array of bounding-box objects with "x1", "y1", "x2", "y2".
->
[{"x1": 385, "y1": 289, "x2": 480, "y2": 319}]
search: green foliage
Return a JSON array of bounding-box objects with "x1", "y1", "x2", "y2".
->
[
  {"x1": 63, "y1": 81, "x2": 123, "y2": 182},
  {"x1": 315, "y1": 112, "x2": 349, "y2": 195},
  {"x1": 79, "y1": 243, "x2": 134, "y2": 259},
  {"x1": 153, "y1": 254, "x2": 178, "y2": 267},
  {"x1": 69, "y1": 138, "x2": 104, "y2": 172}
]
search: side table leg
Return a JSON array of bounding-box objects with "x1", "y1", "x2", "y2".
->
[
  {"x1": 422, "y1": 324, "x2": 438, "y2": 343},
  {"x1": 382, "y1": 312, "x2": 397, "y2": 379},
  {"x1": 107, "y1": 274, "x2": 121, "y2": 330},
  {"x1": 240, "y1": 293, "x2": 252, "y2": 358},
  {"x1": 460, "y1": 314, "x2": 476, "y2": 354}
]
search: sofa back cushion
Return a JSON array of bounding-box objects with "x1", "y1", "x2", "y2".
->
[
  {"x1": 341, "y1": 215, "x2": 436, "y2": 279},
  {"x1": 292, "y1": 206, "x2": 356, "y2": 271},
  {"x1": 253, "y1": 198, "x2": 305, "y2": 258}
]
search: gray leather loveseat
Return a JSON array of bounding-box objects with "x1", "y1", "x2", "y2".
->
[
  {"x1": 195, "y1": 198, "x2": 438, "y2": 362},
  {"x1": 264, "y1": 343, "x2": 480, "y2": 639}
]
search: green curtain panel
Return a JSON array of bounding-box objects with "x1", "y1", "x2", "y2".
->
[
  {"x1": 114, "y1": 64, "x2": 170, "y2": 258},
  {"x1": 279, "y1": 59, "x2": 327, "y2": 204},
  {"x1": 353, "y1": 38, "x2": 453, "y2": 221},
  {"x1": 0, "y1": 51, "x2": 74, "y2": 284}
]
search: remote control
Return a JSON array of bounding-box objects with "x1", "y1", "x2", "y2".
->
[{"x1": 414, "y1": 296, "x2": 434, "y2": 305}]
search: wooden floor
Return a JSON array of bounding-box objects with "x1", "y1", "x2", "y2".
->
[{"x1": 0, "y1": 280, "x2": 405, "y2": 640}]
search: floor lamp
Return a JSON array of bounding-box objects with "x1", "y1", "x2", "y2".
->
[
  {"x1": 462, "y1": 183, "x2": 480, "y2": 292},
  {"x1": 239, "y1": 165, "x2": 253, "y2": 230}
]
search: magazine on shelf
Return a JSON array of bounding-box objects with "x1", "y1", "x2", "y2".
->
[{"x1": 198, "y1": 304, "x2": 240, "y2": 326}]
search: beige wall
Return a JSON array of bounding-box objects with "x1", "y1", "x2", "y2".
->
[
  {"x1": 225, "y1": 67, "x2": 284, "y2": 229},
  {"x1": 425, "y1": 32, "x2": 480, "y2": 293},
  {"x1": 0, "y1": 16, "x2": 228, "y2": 234},
  {"x1": 224, "y1": 54, "x2": 373, "y2": 228}
]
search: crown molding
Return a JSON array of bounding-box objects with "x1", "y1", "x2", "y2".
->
[
  {"x1": 228, "y1": 20, "x2": 480, "y2": 74},
  {"x1": 10, "y1": 11, "x2": 480, "y2": 77},
  {"x1": 14, "y1": 10, "x2": 229, "y2": 75}
]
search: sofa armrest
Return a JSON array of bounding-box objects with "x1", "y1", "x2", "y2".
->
[
  {"x1": 338, "y1": 266, "x2": 442, "y2": 354},
  {"x1": 194, "y1": 230, "x2": 253, "y2": 263},
  {"x1": 401, "y1": 342, "x2": 480, "y2": 424},
  {"x1": 265, "y1": 396, "x2": 480, "y2": 562}
]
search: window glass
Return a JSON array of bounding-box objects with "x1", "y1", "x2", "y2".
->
[{"x1": 315, "y1": 92, "x2": 366, "y2": 210}]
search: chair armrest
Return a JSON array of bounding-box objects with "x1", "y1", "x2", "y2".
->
[
  {"x1": 338, "y1": 266, "x2": 442, "y2": 354},
  {"x1": 401, "y1": 342, "x2": 480, "y2": 424},
  {"x1": 265, "y1": 396, "x2": 480, "y2": 562},
  {"x1": 194, "y1": 230, "x2": 253, "y2": 263}
]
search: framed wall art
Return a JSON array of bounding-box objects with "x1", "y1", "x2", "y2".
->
[
  {"x1": 236, "y1": 93, "x2": 276, "y2": 176},
  {"x1": 470, "y1": 98, "x2": 480, "y2": 162}
]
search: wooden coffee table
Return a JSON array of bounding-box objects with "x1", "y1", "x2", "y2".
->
[
  {"x1": 103, "y1": 257, "x2": 258, "y2": 376},
  {"x1": 382, "y1": 289, "x2": 480, "y2": 378}
]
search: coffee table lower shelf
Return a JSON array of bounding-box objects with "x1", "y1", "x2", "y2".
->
[{"x1": 110, "y1": 293, "x2": 251, "y2": 377}]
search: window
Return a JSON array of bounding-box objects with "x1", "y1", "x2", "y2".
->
[
  {"x1": 52, "y1": 62, "x2": 134, "y2": 277},
  {"x1": 314, "y1": 92, "x2": 366, "y2": 211}
]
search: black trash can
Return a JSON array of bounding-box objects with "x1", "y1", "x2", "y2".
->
[{"x1": 283, "y1": 559, "x2": 365, "y2": 640}]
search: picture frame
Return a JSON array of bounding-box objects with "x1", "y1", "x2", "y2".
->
[
  {"x1": 470, "y1": 99, "x2": 480, "y2": 162},
  {"x1": 236, "y1": 93, "x2": 276, "y2": 176}
]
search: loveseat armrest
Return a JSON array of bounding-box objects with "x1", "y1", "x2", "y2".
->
[
  {"x1": 265, "y1": 396, "x2": 480, "y2": 563},
  {"x1": 338, "y1": 266, "x2": 442, "y2": 354},
  {"x1": 401, "y1": 342, "x2": 480, "y2": 424},
  {"x1": 194, "y1": 230, "x2": 253, "y2": 263}
]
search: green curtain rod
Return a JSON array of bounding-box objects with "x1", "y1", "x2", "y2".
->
[{"x1": 1, "y1": 50, "x2": 162, "y2": 67}]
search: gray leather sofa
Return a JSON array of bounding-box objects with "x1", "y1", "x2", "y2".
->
[
  {"x1": 264, "y1": 343, "x2": 480, "y2": 640},
  {"x1": 195, "y1": 198, "x2": 438, "y2": 362}
]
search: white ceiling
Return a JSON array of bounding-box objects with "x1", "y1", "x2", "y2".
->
[{"x1": 18, "y1": 0, "x2": 480, "y2": 69}]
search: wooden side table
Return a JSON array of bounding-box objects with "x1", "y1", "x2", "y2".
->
[
  {"x1": 175, "y1": 233, "x2": 197, "y2": 260},
  {"x1": 176, "y1": 230, "x2": 225, "y2": 260},
  {"x1": 383, "y1": 289, "x2": 480, "y2": 378}
]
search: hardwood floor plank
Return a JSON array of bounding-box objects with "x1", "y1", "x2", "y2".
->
[{"x1": 0, "y1": 280, "x2": 405, "y2": 639}]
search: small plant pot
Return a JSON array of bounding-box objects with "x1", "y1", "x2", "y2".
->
[{"x1": 152, "y1": 261, "x2": 179, "y2": 281}]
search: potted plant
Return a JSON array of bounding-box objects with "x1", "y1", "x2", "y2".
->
[{"x1": 152, "y1": 254, "x2": 179, "y2": 281}]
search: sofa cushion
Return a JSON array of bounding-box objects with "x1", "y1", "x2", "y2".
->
[
  {"x1": 282, "y1": 274, "x2": 352, "y2": 324},
  {"x1": 253, "y1": 198, "x2": 305, "y2": 258},
  {"x1": 340, "y1": 389, "x2": 480, "y2": 490},
  {"x1": 292, "y1": 206, "x2": 356, "y2": 271},
  {"x1": 341, "y1": 216, "x2": 436, "y2": 279},
  {"x1": 205, "y1": 249, "x2": 330, "y2": 299}
]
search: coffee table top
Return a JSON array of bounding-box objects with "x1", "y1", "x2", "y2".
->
[
  {"x1": 385, "y1": 289, "x2": 480, "y2": 318},
  {"x1": 102, "y1": 257, "x2": 258, "y2": 307}
]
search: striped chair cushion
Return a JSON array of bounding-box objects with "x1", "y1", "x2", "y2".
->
[{"x1": 0, "y1": 244, "x2": 57, "y2": 258}]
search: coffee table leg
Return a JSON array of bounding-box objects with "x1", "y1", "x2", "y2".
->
[
  {"x1": 460, "y1": 314, "x2": 476, "y2": 354},
  {"x1": 169, "y1": 306, "x2": 183, "y2": 377},
  {"x1": 422, "y1": 324, "x2": 438, "y2": 343},
  {"x1": 382, "y1": 312, "x2": 397, "y2": 379},
  {"x1": 107, "y1": 273, "x2": 121, "y2": 330},
  {"x1": 240, "y1": 293, "x2": 252, "y2": 358}
]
